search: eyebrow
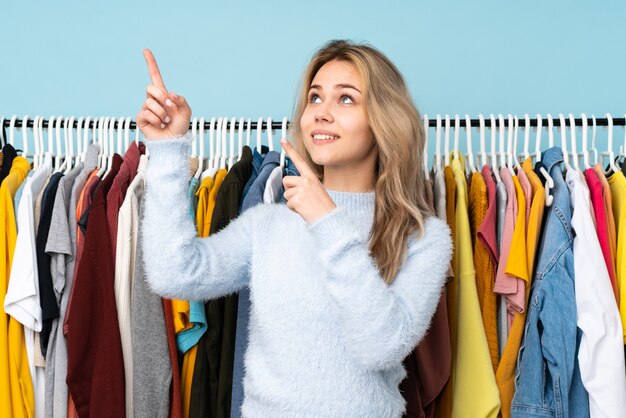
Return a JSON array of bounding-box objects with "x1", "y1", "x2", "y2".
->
[{"x1": 309, "y1": 83, "x2": 361, "y2": 94}]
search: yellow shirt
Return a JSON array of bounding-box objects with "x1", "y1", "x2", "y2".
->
[
  {"x1": 608, "y1": 171, "x2": 626, "y2": 342},
  {"x1": 496, "y1": 158, "x2": 545, "y2": 417},
  {"x1": 1, "y1": 156, "x2": 33, "y2": 418},
  {"x1": 450, "y1": 157, "x2": 500, "y2": 418},
  {"x1": 181, "y1": 170, "x2": 227, "y2": 417}
]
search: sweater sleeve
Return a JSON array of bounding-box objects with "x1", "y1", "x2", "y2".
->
[
  {"x1": 140, "y1": 132, "x2": 256, "y2": 301},
  {"x1": 307, "y1": 208, "x2": 452, "y2": 371}
]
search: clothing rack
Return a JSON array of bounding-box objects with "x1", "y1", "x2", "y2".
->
[{"x1": 2, "y1": 115, "x2": 626, "y2": 130}]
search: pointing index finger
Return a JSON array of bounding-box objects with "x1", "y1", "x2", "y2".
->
[
  {"x1": 280, "y1": 138, "x2": 314, "y2": 177},
  {"x1": 143, "y1": 48, "x2": 168, "y2": 92}
]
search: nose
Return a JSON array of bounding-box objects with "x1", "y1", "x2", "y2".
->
[{"x1": 314, "y1": 103, "x2": 333, "y2": 123}]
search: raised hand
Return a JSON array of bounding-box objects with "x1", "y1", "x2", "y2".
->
[
  {"x1": 280, "y1": 138, "x2": 337, "y2": 224},
  {"x1": 136, "y1": 48, "x2": 192, "y2": 140}
]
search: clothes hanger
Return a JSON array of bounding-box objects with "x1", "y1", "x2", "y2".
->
[
  {"x1": 444, "y1": 114, "x2": 451, "y2": 167},
  {"x1": 101, "y1": 117, "x2": 116, "y2": 180},
  {"x1": 279, "y1": 117, "x2": 287, "y2": 168},
  {"x1": 56, "y1": 116, "x2": 70, "y2": 173},
  {"x1": 423, "y1": 115, "x2": 429, "y2": 178},
  {"x1": 190, "y1": 116, "x2": 199, "y2": 173},
  {"x1": 535, "y1": 114, "x2": 554, "y2": 206},
  {"x1": 201, "y1": 117, "x2": 220, "y2": 181},
  {"x1": 34, "y1": 115, "x2": 42, "y2": 169},
  {"x1": 64, "y1": 116, "x2": 75, "y2": 174},
  {"x1": 266, "y1": 117, "x2": 274, "y2": 154},
  {"x1": 97, "y1": 116, "x2": 109, "y2": 177},
  {"x1": 602, "y1": 113, "x2": 619, "y2": 175},
  {"x1": 523, "y1": 114, "x2": 531, "y2": 161},
  {"x1": 116, "y1": 117, "x2": 123, "y2": 155},
  {"x1": 31, "y1": 116, "x2": 40, "y2": 170},
  {"x1": 434, "y1": 114, "x2": 442, "y2": 174},
  {"x1": 213, "y1": 117, "x2": 223, "y2": 172},
  {"x1": 558, "y1": 114, "x2": 572, "y2": 173},
  {"x1": 504, "y1": 114, "x2": 515, "y2": 176},
  {"x1": 453, "y1": 114, "x2": 460, "y2": 162},
  {"x1": 228, "y1": 117, "x2": 237, "y2": 169},
  {"x1": 47, "y1": 115, "x2": 57, "y2": 170},
  {"x1": 95, "y1": 116, "x2": 105, "y2": 175},
  {"x1": 512, "y1": 115, "x2": 522, "y2": 171},
  {"x1": 489, "y1": 114, "x2": 502, "y2": 183},
  {"x1": 245, "y1": 118, "x2": 252, "y2": 149},
  {"x1": 580, "y1": 113, "x2": 591, "y2": 170},
  {"x1": 568, "y1": 113, "x2": 580, "y2": 172},
  {"x1": 195, "y1": 117, "x2": 206, "y2": 179},
  {"x1": 220, "y1": 117, "x2": 228, "y2": 170},
  {"x1": 479, "y1": 114, "x2": 488, "y2": 169},
  {"x1": 237, "y1": 117, "x2": 245, "y2": 163},
  {"x1": 256, "y1": 117, "x2": 263, "y2": 155},
  {"x1": 19, "y1": 115, "x2": 29, "y2": 158},
  {"x1": 51, "y1": 115, "x2": 63, "y2": 172},
  {"x1": 82, "y1": 116, "x2": 92, "y2": 163},
  {"x1": 123, "y1": 117, "x2": 132, "y2": 153},
  {"x1": 8, "y1": 115, "x2": 17, "y2": 148},
  {"x1": 0, "y1": 117, "x2": 5, "y2": 147},
  {"x1": 76, "y1": 117, "x2": 84, "y2": 167},
  {"x1": 591, "y1": 115, "x2": 599, "y2": 165},
  {"x1": 465, "y1": 114, "x2": 477, "y2": 173}
]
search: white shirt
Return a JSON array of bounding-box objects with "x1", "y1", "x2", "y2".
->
[
  {"x1": 566, "y1": 169, "x2": 626, "y2": 417},
  {"x1": 263, "y1": 165, "x2": 283, "y2": 204}
]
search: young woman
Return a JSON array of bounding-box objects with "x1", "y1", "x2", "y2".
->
[{"x1": 137, "y1": 39, "x2": 452, "y2": 417}]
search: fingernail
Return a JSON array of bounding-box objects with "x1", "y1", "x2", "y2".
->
[
  {"x1": 160, "y1": 123, "x2": 165, "y2": 129},
  {"x1": 171, "y1": 92, "x2": 178, "y2": 98},
  {"x1": 280, "y1": 138, "x2": 287, "y2": 144},
  {"x1": 165, "y1": 99, "x2": 173, "y2": 107},
  {"x1": 165, "y1": 116, "x2": 171, "y2": 123}
]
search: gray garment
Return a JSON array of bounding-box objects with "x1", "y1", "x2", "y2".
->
[
  {"x1": 232, "y1": 150, "x2": 281, "y2": 418},
  {"x1": 44, "y1": 148, "x2": 99, "y2": 418},
  {"x1": 495, "y1": 179, "x2": 508, "y2": 358},
  {"x1": 132, "y1": 183, "x2": 171, "y2": 418},
  {"x1": 433, "y1": 170, "x2": 447, "y2": 222}
]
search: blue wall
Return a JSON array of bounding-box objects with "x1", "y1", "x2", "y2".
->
[{"x1": 2, "y1": 0, "x2": 626, "y2": 160}]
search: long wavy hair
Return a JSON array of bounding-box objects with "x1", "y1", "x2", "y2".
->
[{"x1": 289, "y1": 39, "x2": 433, "y2": 285}]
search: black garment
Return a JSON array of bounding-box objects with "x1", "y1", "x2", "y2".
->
[
  {"x1": 189, "y1": 146, "x2": 253, "y2": 418},
  {"x1": 0, "y1": 143, "x2": 18, "y2": 184},
  {"x1": 36, "y1": 172, "x2": 64, "y2": 357}
]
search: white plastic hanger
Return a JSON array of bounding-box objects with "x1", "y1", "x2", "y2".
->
[
  {"x1": 31, "y1": 116, "x2": 40, "y2": 170},
  {"x1": 64, "y1": 116, "x2": 75, "y2": 174},
  {"x1": 116, "y1": 117, "x2": 123, "y2": 155},
  {"x1": 53, "y1": 115, "x2": 64, "y2": 172},
  {"x1": 123, "y1": 117, "x2": 132, "y2": 153},
  {"x1": 558, "y1": 114, "x2": 572, "y2": 173},
  {"x1": 36, "y1": 116, "x2": 44, "y2": 169},
  {"x1": 266, "y1": 117, "x2": 274, "y2": 154},
  {"x1": 82, "y1": 116, "x2": 92, "y2": 163},
  {"x1": 19, "y1": 115, "x2": 29, "y2": 158},
  {"x1": 568, "y1": 114, "x2": 580, "y2": 172},
  {"x1": 523, "y1": 114, "x2": 531, "y2": 161},
  {"x1": 535, "y1": 115, "x2": 554, "y2": 206},
  {"x1": 512, "y1": 116, "x2": 521, "y2": 171},
  {"x1": 279, "y1": 117, "x2": 288, "y2": 168},
  {"x1": 8, "y1": 115, "x2": 17, "y2": 148},
  {"x1": 0, "y1": 117, "x2": 5, "y2": 147},
  {"x1": 201, "y1": 118, "x2": 220, "y2": 181},
  {"x1": 504, "y1": 114, "x2": 515, "y2": 176},
  {"x1": 622, "y1": 113, "x2": 626, "y2": 161},
  {"x1": 591, "y1": 115, "x2": 599, "y2": 165},
  {"x1": 76, "y1": 117, "x2": 84, "y2": 166},
  {"x1": 465, "y1": 114, "x2": 477, "y2": 173},
  {"x1": 97, "y1": 116, "x2": 109, "y2": 177},
  {"x1": 220, "y1": 117, "x2": 228, "y2": 170},
  {"x1": 602, "y1": 113, "x2": 619, "y2": 175},
  {"x1": 580, "y1": 113, "x2": 591, "y2": 170},
  {"x1": 478, "y1": 114, "x2": 488, "y2": 169},
  {"x1": 453, "y1": 114, "x2": 460, "y2": 162},
  {"x1": 214, "y1": 117, "x2": 224, "y2": 171},
  {"x1": 196, "y1": 117, "x2": 206, "y2": 179},
  {"x1": 237, "y1": 117, "x2": 245, "y2": 163},
  {"x1": 434, "y1": 114, "x2": 442, "y2": 174},
  {"x1": 245, "y1": 118, "x2": 252, "y2": 149},
  {"x1": 228, "y1": 117, "x2": 237, "y2": 169},
  {"x1": 190, "y1": 116, "x2": 199, "y2": 171},
  {"x1": 101, "y1": 117, "x2": 117, "y2": 180},
  {"x1": 255, "y1": 117, "x2": 263, "y2": 155},
  {"x1": 95, "y1": 116, "x2": 105, "y2": 174},
  {"x1": 489, "y1": 114, "x2": 502, "y2": 183},
  {"x1": 444, "y1": 114, "x2": 451, "y2": 167},
  {"x1": 423, "y1": 115, "x2": 429, "y2": 178}
]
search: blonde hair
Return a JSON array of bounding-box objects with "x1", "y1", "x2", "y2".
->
[{"x1": 289, "y1": 39, "x2": 433, "y2": 285}]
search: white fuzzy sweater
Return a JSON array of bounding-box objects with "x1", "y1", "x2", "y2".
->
[{"x1": 140, "y1": 133, "x2": 452, "y2": 418}]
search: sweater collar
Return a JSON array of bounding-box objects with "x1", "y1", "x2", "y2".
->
[{"x1": 326, "y1": 188, "x2": 375, "y2": 214}]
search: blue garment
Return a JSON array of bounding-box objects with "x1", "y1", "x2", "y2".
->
[
  {"x1": 239, "y1": 145, "x2": 269, "y2": 212},
  {"x1": 511, "y1": 147, "x2": 589, "y2": 418},
  {"x1": 278, "y1": 156, "x2": 300, "y2": 204},
  {"x1": 175, "y1": 176, "x2": 208, "y2": 353},
  {"x1": 231, "y1": 151, "x2": 281, "y2": 418}
]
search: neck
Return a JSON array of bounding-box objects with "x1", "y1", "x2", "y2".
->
[{"x1": 322, "y1": 167, "x2": 376, "y2": 192}]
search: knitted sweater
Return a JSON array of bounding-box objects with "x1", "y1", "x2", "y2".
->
[{"x1": 140, "y1": 132, "x2": 452, "y2": 418}]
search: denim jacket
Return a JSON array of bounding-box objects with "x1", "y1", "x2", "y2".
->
[{"x1": 511, "y1": 147, "x2": 590, "y2": 418}]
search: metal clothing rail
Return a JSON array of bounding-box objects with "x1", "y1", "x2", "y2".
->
[{"x1": 2, "y1": 115, "x2": 626, "y2": 130}]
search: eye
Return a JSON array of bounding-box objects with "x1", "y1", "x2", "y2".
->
[
  {"x1": 340, "y1": 94, "x2": 354, "y2": 104},
  {"x1": 308, "y1": 93, "x2": 321, "y2": 103}
]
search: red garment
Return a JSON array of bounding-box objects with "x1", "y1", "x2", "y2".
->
[
  {"x1": 106, "y1": 141, "x2": 145, "y2": 256},
  {"x1": 401, "y1": 290, "x2": 450, "y2": 418},
  {"x1": 66, "y1": 155, "x2": 125, "y2": 418},
  {"x1": 163, "y1": 299, "x2": 183, "y2": 418},
  {"x1": 584, "y1": 168, "x2": 619, "y2": 301}
]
